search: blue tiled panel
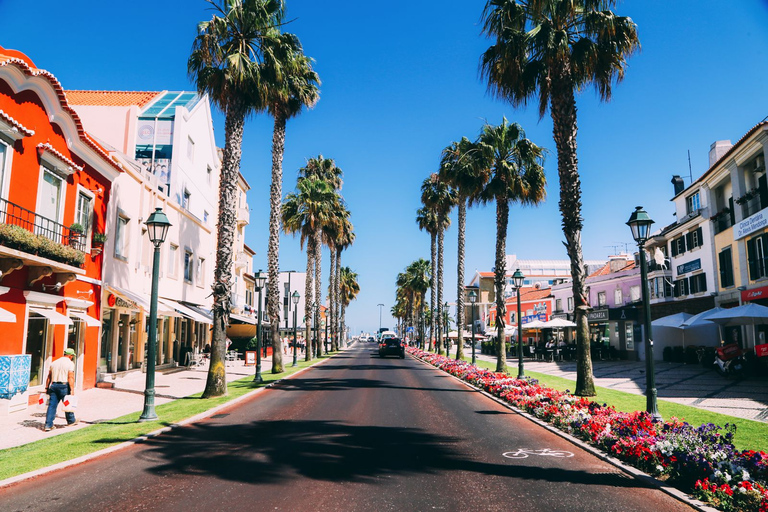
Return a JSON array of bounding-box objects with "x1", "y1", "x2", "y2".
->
[{"x1": 0, "y1": 355, "x2": 31, "y2": 399}]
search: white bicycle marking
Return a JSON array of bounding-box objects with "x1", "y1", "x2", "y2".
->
[{"x1": 502, "y1": 448, "x2": 575, "y2": 459}]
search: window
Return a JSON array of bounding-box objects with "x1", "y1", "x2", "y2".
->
[
  {"x1": 0, "y1": 141, "x2": 8, "y2": 198},
  {"x1": 689, "y1": 273, "x2": 707, "y2": 294},
  {"x1": 614, "y1": 288, "x2": 623, "y2": 306},
  {"x1": 719, "y1": 247, "x2": 734, "y2": 288},
  {"x1": 747, "y1": 234, "x2": 768, "y2": 281},
  {"x1": 555, "y1": 298, "x2": 562, "y2": 312},
  {"x1": 685, "y1": 227, "x2": 703, "y2": 251},
  {"x1": 184, "y1": 250, "x2": 193, "y2": 282},
  {"x1": 114, "y1": 214, "x2": 129, "y2": 260},
  {"x1": 203, "y1": 210, "x2": 209, "y2": 224},
  {"x1": 629, "y1": 285, "x2": 641, "y2": 302},
  {"x1": 567, "y1": 297, "x2": 573, "y2": 312},
  {"x1": 650, "y1": 277, "x2": 673, "y2": 299},
  {"x1": 674, "y1": 278, "x2": 690, "y2": 297},
  {"x1": 182, "y1": 189, "x2": 191, "y2": 210},
  {"x1": 196, "y1": 258, "x2": 205, "y2": 287},
  {"x1": 670, "y1": 235, "x2": 687, "y2": 257},
  {"x1": 187, "y1": 137, "x2": 195, "y2": 160},
  {"x1": 168, "y1": 244, "x2": 178, "y2": 277},
  {"x1": 37, "y1": 168, "x2": 64, "y2": 238},
  {"x1": 686, "y1": 192, "x2": 701, "y2": 214},
  {"x1": 597, "y1": 291, "x2": 606, "y2": 306}
]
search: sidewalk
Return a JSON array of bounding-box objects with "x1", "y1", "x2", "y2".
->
[
  {"x1": 474, "y1": 351, "x2": 768, "y2": 422},
  {"x1": 0, "y1": 357, "x2": 272, "y2": 451}
]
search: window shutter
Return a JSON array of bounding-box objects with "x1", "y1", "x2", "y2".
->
[
  {"x1": 700, "y1": 273, "x2": 707, "y2": 292},
  {"x1": 696, "y1": 227, "x2": 703, "y2": 248},
  {"x1": 748, "y1": 237, "x2": 758, "y2": 280},
  {"x1": 679, "y1": 236, "x2": 687, "y2": 254},
  {"x1": 664, "y1": 280, "x2": 673, "y2": 297},
  {"x1": 685, "y1": 232, "x2": 692, "y2": 250},
  {"x1": 671, "y1": 241, "x2": 678, "y2": 257},
  {"x1": 719, "y1": 250, "x2": 726, "y2": 284}
]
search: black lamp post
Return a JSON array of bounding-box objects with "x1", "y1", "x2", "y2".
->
[
  {"x1": 253, "y1": 270, "x2": 266, "y2": 383},
  {"x1": 469, "y1": 290, "x2": 477, "y2": 365},
  {"x1": 292, "y1": 291, "x2": 300, "y2": 367},
  {"x1": 512, "y1": 269, "x2": 525, "y2": 379},
  {"x1": 627, "y1": 206, "x2": 662, "y2": 422},
  {"x1": 139, "y1": 207, "x2": 171, "y2": 422}
]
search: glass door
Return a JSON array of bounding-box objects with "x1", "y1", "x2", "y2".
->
[
  {"x1": 100, "y1": 310, "x2": 113, "y2": 373},
  {"x1": 25, "y1": 316, "x2": 48, "y2": 387}
]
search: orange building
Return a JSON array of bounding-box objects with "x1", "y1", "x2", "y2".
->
[
  {"x1": 0, "y1": 47, "x2": 121, "y2": 413},
  {"x1": 487, "y1": 286, "x2": 553, "y2": 342}
]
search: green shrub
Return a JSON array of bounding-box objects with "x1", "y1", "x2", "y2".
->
[
  {"x1": 69, "y1": 222, "x2": 84, "y2": 234},
  {"x1": 92, "y1": 232, "x2": 107, "y2": 244},
  {"x1": 0, "y1": 224, "x2": 84, "y2": 267}
]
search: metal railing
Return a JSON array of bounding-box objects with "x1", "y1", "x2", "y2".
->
[{"x1": 0, "y1": 197, "x2": 84, "y2": 252}]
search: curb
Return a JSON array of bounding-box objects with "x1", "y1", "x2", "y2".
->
[
  {"x1": 0, "y1": 351, "x2": 341, "y2": 489},
  {"x1": 408, "y1": 353, "x2": 719, "y2": 512}
]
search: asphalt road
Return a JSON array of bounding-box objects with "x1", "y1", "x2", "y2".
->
[{"x1": 1, "y1": 343, "x2": 694, "y2": 512}]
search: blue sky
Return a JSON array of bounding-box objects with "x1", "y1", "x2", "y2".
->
[{"x1": 2, "y1": 1, "x2": 768, "y2": 335}]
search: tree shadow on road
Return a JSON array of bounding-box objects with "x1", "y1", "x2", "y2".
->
[
  {"x1": 140, "y1": 419, "x2": 650, "y2": 490},
  {"x1": 268, "y1": 377, "x2": 475, "y2": 394}
]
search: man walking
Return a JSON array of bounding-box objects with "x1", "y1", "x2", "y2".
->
[{"x1": 44, "y1": 348, "x2": 77, "y2": 431}]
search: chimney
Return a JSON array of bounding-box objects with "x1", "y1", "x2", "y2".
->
[
  {"x1": 709, "y1": 140, "x2": 733, "y2": 168},
  {"x1": 608, "y1": 255, "x2": 629, "y2": 273},
  {"x1": 671, "y1": 175, "x2": 685, "y2": 196}
]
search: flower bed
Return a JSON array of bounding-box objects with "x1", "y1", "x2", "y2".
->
[{"x1": 407, "y1": 347, "x2": 768, "y2": 512}]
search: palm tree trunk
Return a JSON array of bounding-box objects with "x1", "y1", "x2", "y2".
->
[
  {"x1": 494, "y1": 199, "x2": 509, "y2": 374},
  {"x1": 336, "y1": 248, "x2": 342, "y2": 349},
  {"x1": 203, "y1": 101, "x2": 245, "y2": 398},
  {"x1": 268, "y1": 114, "x2": 287, "y2": 374},
  {"x1": 314, "y1": 228, "x2": 322, "y2": 357},
  {"x1": 437, "y1": 222, "x2": 445, "y2": 356},
  {"x1": 429, "y1": 232, "x2": 436, "y2": 351},
  {"x1": 550, "y1": 65, "x2": 595, "y2": 396},
  {"x1": 341, "y1": 302, "x2": 347, "y2": 348},
  {"x1": 455, "y1": 200, "x2": 466, "y2": 361},
  {"x1": 304, "y1": 248, "x2": 313, "y2": 361},
  {"x1": 328, "y1": 247, "x2": 336, "y2": 351}
]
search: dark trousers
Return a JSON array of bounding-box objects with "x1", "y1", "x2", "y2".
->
[{"x1": 46, "y1": 382, "x2": 75, "y2": 428}]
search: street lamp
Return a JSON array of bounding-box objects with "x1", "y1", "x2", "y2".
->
[
  {"x1": 627, "y1": 206, "x2": 662, "y2": 422},
  {"x1": 292, "y1": 291, "x2": 300, "y2": 367},
  {"x1": 253, "y1": 270, "x2": 267, "y2": 383},
  {"x1": 512, "y1": 269, "x2": 525, "y2": 379},
  {"x1": 377, "y1": 303, "x2": 384, "y2": 336},
  {"x1": 139, "y1": 207, "x2": 171, "y2": 422},
  {"x1": 469, "y1": 290, "x2": 477, "y2": 365}
]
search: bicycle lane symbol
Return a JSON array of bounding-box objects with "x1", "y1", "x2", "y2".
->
[{"x1": 502, "y1": 448, "x2": 575, "y2": 460}]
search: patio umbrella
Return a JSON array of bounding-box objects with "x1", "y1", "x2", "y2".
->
[
  {"x1": 651, "y1": 312, "x2": 693, "y2": 329},
  {"x1": 680, "y1": 307, "x2": 725, "y2": 328},
  {"x1": 704, "y1": 303, "x2": 768, "y2": 348},
  {"x1": 542, "y1": 318, "x2": 577, "y2": 328}
]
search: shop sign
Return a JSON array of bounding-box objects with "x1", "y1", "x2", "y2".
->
[
  {"x1": 523, "y1": 313, "x2": 547, "y2": 324},
  {"x1": 551, "y1": 313, "x2": 570, "y2": 320},
  {"x1": 742, "y1": 285, "x2": 768, "y2": 302},
  {"x1": 533, "y1": 302, "x2": 547, "y2": 313},
  {"x1": 107, "y1": 293, "x2": 138, "y2": 310},
  {"x1": 676, "y1": 259, "x2": 701, "y2": 275},
  {"x1": 736, "y1": 206, "x2": 768, "y2": 240},
  {"x1": 609, "y1": 307, "x2": 638, "y2": 321},
  {"x1": 588, "y1": 308, "x2": 609, "y2": 322}
]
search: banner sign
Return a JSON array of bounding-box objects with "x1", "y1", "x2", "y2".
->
[
  {"x1": 736, "y1": 206, "x2": 768, "y2": 240},
  {"x1": 588, "y1": 308, "x2": 609, "y2": 322},
  {"x1": 676, "y1": 258, "x2": 701, "y2": 275}
]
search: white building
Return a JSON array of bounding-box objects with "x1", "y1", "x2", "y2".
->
[{"x1": 67, "y1": 91, "x2": 221, "y2": 374}]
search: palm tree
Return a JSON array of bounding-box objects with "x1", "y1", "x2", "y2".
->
[
  {"x1": 407, "y1": 259, "x2": 431, "y2": 346},
  {"x1": 265, "y1": 33, "x2": 321, "y2": 373},
  {"x1": 415, "y1": 205, "x2": 438, "y2": 351},
  {"x1": 439, "y1": 137, "x2": 488, "y2": 361},
  {"x1": 475, "y1": 118, "x2": 546, "y2": 373},
  {"x1": 421, "y1": 175, "x2": 457, "y2": 355},
  {"x1": 480, "y1": 0, "x2": 639, "y2": 394},
  {"x1": 339, "y1": 266, "x2": 360, "y2": 343},
  {"x1": 281, "y1": 178, "x2": 338, "y2": 360},
  {"x1": 189, "y1": 0, "x2": 284, "y2": 398},
  {"x1": 332, "y1": 212, "x2": 354, "y2": 350}
]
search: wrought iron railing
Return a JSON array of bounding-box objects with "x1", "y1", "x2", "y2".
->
[{"x1": 0, "y1": 197, "x2": 84, "y2": 252}]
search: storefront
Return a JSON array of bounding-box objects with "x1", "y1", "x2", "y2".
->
[{"x1": 588, "y1": 306, "x2": 638, "y2": 359}]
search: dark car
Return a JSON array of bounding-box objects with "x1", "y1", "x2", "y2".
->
[
  {"x1": 368, "y1": 336, "x2": 376, "y2": 342},
  {"x1": 379, "y1": 337, "x2": 405, "y2": 359}
]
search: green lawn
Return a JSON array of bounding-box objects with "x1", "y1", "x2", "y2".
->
[
  {"x1": 0, "y1": 355, "x2": 332, "y2": 482},
  {"x1": 462, "y1": 356, "x2": 768, "y2": 452}
]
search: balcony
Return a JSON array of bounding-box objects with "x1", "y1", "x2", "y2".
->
[
  {"x1": 0, "y1": 197, "x2": 86, "y2": 283},
  {"x1": 236, "y1": 207, "x2": 250, "y2": 226}
]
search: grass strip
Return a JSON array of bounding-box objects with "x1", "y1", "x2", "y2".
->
[
  {"x1": 461, "y1": 355, "x2": 768, "y2": 452},
  {"x1": 0, "y1": 355, "x2": 331, "y2": 481}
]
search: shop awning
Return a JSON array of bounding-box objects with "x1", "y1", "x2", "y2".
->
[
  {"x1": 106, "y1": 285, "x2": 180, "y2": 317},
  {"x1": 158, "y1": 298, "x2": 212, "y2": 325},
  {"x1": 30, "y1": 306, "x2": 72, "y2": 325},
  {"x1": 0, "y1": 306, "x2": 16, "y2": 323},
  {"x1": 230, "y1": 313, "x2": 256, "y2": 325},
  {"x1": 181, "y1": 302, "x2": 214, "y2": 323},
  {"x1": 69, "y1": 310, "x2": 101, "y2": 327}
]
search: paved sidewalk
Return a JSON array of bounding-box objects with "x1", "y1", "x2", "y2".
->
[
  {"x1": 0, "y1": 356, "x2": 274, "y2": 451},
  {"x1": 474, "y1": 351, "x2": 768, "y2": 422}
]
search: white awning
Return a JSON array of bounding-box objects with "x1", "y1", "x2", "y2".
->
[
  {"x1": 230, "y1": 313, "x2": 256, "y2": 325},
  {"x1": 69, "y1": 310, "x2": 100, "y2": 327},
  {"x1": 0, "y1": 306, "x2": 16, "y2": 323},
  {"x1": 105, "y1": 285, "x2": 180, "y2": 317},
  {"x1": 158, "y1": 298, "x2": 212, "y2": 325},
  {"x1": 30, "y1": 306, "x2": 72, "y2": 325}
]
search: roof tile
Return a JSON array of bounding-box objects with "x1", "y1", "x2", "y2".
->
[{"x1": 65, "y1": 90, "x2": 159, "y2": 107}]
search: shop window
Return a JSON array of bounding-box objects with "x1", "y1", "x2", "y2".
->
[
  {"x1": 719, "y1": 247, "x2": 734, "y2": 288},
  {"x1": 747, "y1": 233, "x2": 768, "y2": 280},
  {"x1": 689, "y1": 273, "x2": 707, "y2": 294}
]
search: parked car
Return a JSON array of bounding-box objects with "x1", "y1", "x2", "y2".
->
[
  {"x1": 368, "y1": 336, "x2": 376, "y2": 343},
  {"x1": 379, "y1": 337, "x2": 405, "y2": 359}
]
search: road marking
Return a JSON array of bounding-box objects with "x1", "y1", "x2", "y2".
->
[{"x1": 502, "y1": 448, "x2": 574, "y2": 459}]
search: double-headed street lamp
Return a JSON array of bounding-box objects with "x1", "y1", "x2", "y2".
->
[
  {"x1": 512, "y1": 269, "x2": 525, "y2": 379},
  {"x1": 627, "y1": 206, "x2": 662, "y2": 422},
  {"x1": 253, "y1": 270, "x2": 267, "y2": 383},
  {"x1": 292, "y1": 291, "x2": 300, "y2": 367},
  {"x1": 139, "y1": 208, "x2": 171, "y2": 422},
  {"x1": 469, "y1": 290, "x2": 477, "y2": 365}
]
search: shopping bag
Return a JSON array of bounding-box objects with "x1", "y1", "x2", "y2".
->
[
  {"x1": 37, "y1": 393, "x2": 47, "y2": 410},
  {"x1": 62, "y1": 395, "x2": 78, "y2": 412}
]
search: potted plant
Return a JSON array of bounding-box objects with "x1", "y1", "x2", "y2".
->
[{"x1": 92, "y1": 232, "x2": 107, "y2": 246}]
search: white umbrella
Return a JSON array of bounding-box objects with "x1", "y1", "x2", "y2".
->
[
  {"x1": 680, "y1": 307, "x2": 725, "y2": 328},
  {"x1": 542, "y1": 318, "x2": 577, "y2": 328},
  {"x1": 523, "y1": 319, "x2": 547, "y2": 329},
  {"x1": 703, "y1": 303, "x2": 768, "y2": 326},
  {"x1": 652, "y1": 312, "x2": 693, "y2": 329}
]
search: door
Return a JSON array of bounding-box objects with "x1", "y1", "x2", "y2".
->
[
  {"x1": 67, "y1": 318, "x2": 84, "y2": 392},
  {"x1": 37, "y1": 169, "x2": 64, "y2": 240},
  {"x1": 25, "y1": 316, "x2": 48, "y2": 387}
]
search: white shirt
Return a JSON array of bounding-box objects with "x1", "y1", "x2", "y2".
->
[{"x1": 49, "y1": 356, "x2": 74, "y2": 383}]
